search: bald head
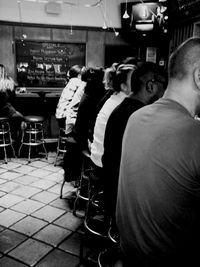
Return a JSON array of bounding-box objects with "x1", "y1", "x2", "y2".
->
[{"x1": 168, "y1": 37, "x2": 200, "y2": 81}]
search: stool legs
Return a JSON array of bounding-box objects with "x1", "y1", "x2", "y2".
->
[
  {"x1": 54, "y1": 128, "x2": 67, "y2": 166},
  {"x1": 60, "y1": 177, "x2": 66, "y2": 199},
  {"x1": 18, "y1": 121, "x2": 48, "y2": 163},
  {"x1": 0, "y1": 120, "x2": 15, "y2": 163}
]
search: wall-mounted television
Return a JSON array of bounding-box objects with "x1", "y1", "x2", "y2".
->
[{"x1": 121, "y1": 1, "x2": 169, "y2": 42}]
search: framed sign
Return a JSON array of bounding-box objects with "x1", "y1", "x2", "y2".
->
[{"x1": 15, "y1": 41, "x2": 85, "y2": 88}]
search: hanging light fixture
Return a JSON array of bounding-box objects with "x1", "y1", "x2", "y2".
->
[
  {"x1": 123, "y1": 0, "x2": 129, "y2": 19},
  {"x1": 17, "y1": 0, "x2": 27, "y2": 42},
  {"x1": 101, "y1": 0, "x2": 108, "y2": 29}
]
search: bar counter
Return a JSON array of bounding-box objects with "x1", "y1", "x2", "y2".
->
[{"x1": 15, "y1": 87, "x2": 63, "y2": 141}]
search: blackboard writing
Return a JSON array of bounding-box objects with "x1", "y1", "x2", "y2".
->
[{"x1": 16, "y1": 41, "x2": 85, "y2": 88}]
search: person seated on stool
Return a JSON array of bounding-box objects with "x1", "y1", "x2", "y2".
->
[
  {"x1": 89, "y1": 63, "x2": 137, "y2": 179},
  {"x1": 116, "y1": 37, "x2": 200, "y2": 267},
  {"x1": 62, "y1": 67, "x2": 106, "y2": 187},
  {"x1": 55, "y1": 64, "x2": 84, "y2": 129},
  {"x1": 0, "y1": 64, "x2": 24, "y2": 150},
  {"x1": 102, "y1": 62, "x2": 167, "y2": 222}
]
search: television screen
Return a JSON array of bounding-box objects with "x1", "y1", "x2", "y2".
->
[
  {"x1": 121, "y1": 1, "x2": 169, "y2": 40},
  {"x1": 131, "y1": 3, "x2": 158, "y2": 24}
]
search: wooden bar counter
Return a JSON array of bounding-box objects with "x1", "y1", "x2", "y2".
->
[{"x1": 15, "y1": 87, "x2": 63, "y2": 142}]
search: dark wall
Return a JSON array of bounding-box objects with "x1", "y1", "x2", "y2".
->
[{"x1": 0, "y1": 23, "x2": 130, "y2": 82}]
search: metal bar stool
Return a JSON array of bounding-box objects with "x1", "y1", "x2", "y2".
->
[
  {"x1": 98, "y1": 219, "x2": 123, "y2": 267},
  {"x1": 79, "y1": 169, "x2": 110, "y2": 265},
  {"x1": 59, "y1": 136, "x2": 79, "y2": 198},
  {"x1": 73, "y1": 149, "x2": 91, "y2": 218},
  {"x1": 54, "y1": 128, "x2": 68, "y2": 166},
  {"x1": 18, "y1": 115, "x2": 48, "y2": 163},
  {"x1": 0, "y1": 117, "x2": 15, "y2": 163}
]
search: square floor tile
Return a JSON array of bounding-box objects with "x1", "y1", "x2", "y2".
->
[
  {"x1": 29, "y1": 161, "x2": 49, "y2": 168},
  {"x1": 59, "y1": 232, "x2": 83, "y2": 256},
  {"x1": 0, "y1": 181, "x2": 21, "y2": 193},
  {"x1": 0, "y1": 171, "x2": 23, "y2": 180},
  {"x1": 0, "y1": 194, "x2": 24, "y2": 208},
  {"x1": 0, "y1": 168, "x2": 7, "y2": 174},
  {"x1": 0, "y1": 178, "x2": 6, "y2": 185},
  {"x1": 0, "y1": 225, "x2": 5, "y2": 232},
  {"x1": 11, "y1": 185, "x2": 42, "y2": 198},
  {"x1": 15, "y1": 165, "x2": 36, "y2": 174},
  {"x1": 11, "y1": 199, "x2": 45, "y2": 215},
  {"x1": 11, "y1": 216, "x2": 48, "y2": 236},
  {"x1": 0, "y1": 229, "x2": 27, "y2": 253},
  {"x1": 1, "y1": 162, "x2": 21, "y2": 170},
  {"x1": 29, "y1": 169, "x2": 53, "y2": 178},
  {"x1": 43, "y1": 165, "x2": 61, "y2": 173},
  {"x1": 36, "y1": 248, "x2": 79, "y2": 267},
  {"x1": 33, "y1": 224, "x2": 71, "y2": 246},
  {"x1": 0, "y1": 256, "x2": 27, "y2": 267},
  {"x1": 11, "y1": 158, "x2": 28, "y2": 165},
  {"x1": 9, "y1": 238, "x2": 52, "y2": 266},
  {"x1": 31, "y1": 179, "x2": 56, "y2": 190},
  {"x1": 0, "y1": 209, "x2": 26, "y2": 227},
  {"x1": 32, "y1": 205, "x2": 66, "y2": 222},
  {"x1": 44, "y1": 172, "x2": 63, "y2": 183},
  {"x1": 47, "y1": 183, "x2": 62, "y2": 194},
  {"x1": 31, "y1": 191, "x2": 58, "y2": 204},
  {"x1": 53, "y1": 212, "x2": 83, "y2": 231},
  {"x1": 48, "y1": 182, "x2": 76, "y2": 197},
  {"x1": 0, "y1": 207, "x2": 4, "y2": 212},
  {"x1": 50, "y1": 198, "x2": 72, "y2": 211},
  {"x1": 13, "y1": 174, "x2": 39, "y2": 185}
]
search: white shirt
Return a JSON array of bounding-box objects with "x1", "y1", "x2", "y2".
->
[{"x1": 91, "y1": 91, "x2": 127, "y2": 167}]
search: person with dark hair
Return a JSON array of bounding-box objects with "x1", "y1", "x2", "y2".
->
[
  {"x1": 102, "y1": 62, "x2": 167, "y2": 220},
  {"x1": 0, "y1": 64, "x2": 24, "y2": 148},
  {"x1": 63, "y1": 67, "x2": 105, "y2": 183},
  {"x1": 55, "y1": 64, "x2": 83, "y2": 129},
  {"x1": 90, "y1": 64, "x2": 136, "y2": 174},
  {"x1": 116, "y1": 37, "x2": 200, "y2": 266},
  {"x1": 90, "y1": 64, "x2": 117, "y2": 139},
  {"x1": 73, "y1": 67, "x2": 106, "y2": 150}
]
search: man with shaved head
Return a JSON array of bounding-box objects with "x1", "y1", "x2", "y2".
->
[{"x1": 116, "y1": 37, "x2": 200, "y2": 267}]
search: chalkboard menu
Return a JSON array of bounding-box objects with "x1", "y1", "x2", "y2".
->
[{"x1": 15, "y1": 41, "x2": 85, "y2": 88}]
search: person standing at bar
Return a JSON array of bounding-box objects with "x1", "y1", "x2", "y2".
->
[{"x1": 116, "y1": 37, "x2": 200, "y2": 266}]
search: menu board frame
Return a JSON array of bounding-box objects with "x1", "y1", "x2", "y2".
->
[{"x1": 15, "y1": 40, "x2": 86, "y2": 89}]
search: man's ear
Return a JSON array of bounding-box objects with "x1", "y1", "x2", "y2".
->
[
  {"x1": 194, "y1": 67, "x2": 200, "y2": 90},
  {"x1": 146, "y1": 80, "x2": 154, "y2": 93},
  {"x1": 120, "y1": 82, "x2": 128, "y2": 93}
]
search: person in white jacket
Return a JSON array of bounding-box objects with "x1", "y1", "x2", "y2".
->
[{"x1": 55, "y1": 64, "x2": 83, "y2": 129}]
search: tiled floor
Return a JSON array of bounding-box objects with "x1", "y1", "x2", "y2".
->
[{"x1": 0, "y1": 150, "x2": 101, "y2": 267}]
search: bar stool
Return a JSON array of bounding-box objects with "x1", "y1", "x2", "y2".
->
[
  {"x1": 98, "y1": 248, "x2": 124, "y2": 267},
  {"x1": 0, "y1": 117, "x2": 15, "y2": 163},
  {"x1": 98, "y1": 219, "x2": 122, "y2": 267},
  {"x1": 59, "y1": 136, "x2": 78, "y2": 198},
  {"x1": 79, "y1": 169, "x2": 110, "y2": 265},
  {"x1": 18, "y1": 115, "x2": 48, "y2": 163},
  {"x1": 73, "y1": 149, "x2": 91, "y2": 218},
  {"x1": 54, "y1": 128, "x2": 68, "y2": 166}
]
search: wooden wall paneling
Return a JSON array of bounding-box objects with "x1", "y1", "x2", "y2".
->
[
  {"x1": 86, "y1": 31, "x2": 105, "y2": 67},
  {"x1": 105, "y1": 31, "x2": 128, "y2": 45},
  {"x1": 170, "y1": 22, "x2": 194, "y2": 53},
  {"x1": 193, "y1": 23, "x2": 200, "y2": 36},
  {"x1": 52, "y1": 28, "x2": 87, "y2": 43},
  {"x1": 0, "y1": 25, "x2": 15, "y2": 78},
  {"x1": 14, "y1": 26, "x2": 51, "y2": 40}
]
